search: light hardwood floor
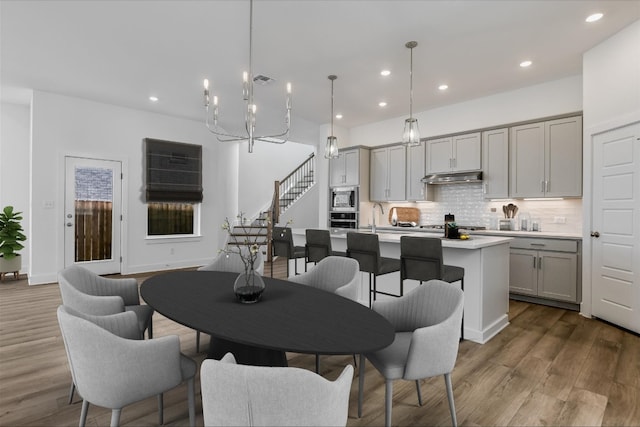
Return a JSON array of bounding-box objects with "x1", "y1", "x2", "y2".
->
[{"x1": 1, "y1": 259, "x2": 638, "y2": 426}]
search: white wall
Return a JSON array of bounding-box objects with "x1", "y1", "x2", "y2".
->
[
  {"x1": 28, "y1": 91, "x2": 231, "y2": 284},
  {"x1": 350, "y1": 75, "x2": 583, "y2": 147},
  {"x1": 581, "y1": 20, "x2": 640, "y2": 316},
  {"x1": 0, "y1": 102, "x2": 31, "y2": 274}
]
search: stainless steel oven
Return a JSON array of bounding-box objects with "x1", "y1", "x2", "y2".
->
[
  {"x1": 329, "y1": 211, "x2": 358, "y2": 229},
  {"x1": 330, "y1": 186, "x2": 358, "y2": 211}
]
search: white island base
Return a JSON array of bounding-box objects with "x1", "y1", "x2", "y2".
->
[{"x1": 293, "y1": 230, "x2": 512, "y2": 344}]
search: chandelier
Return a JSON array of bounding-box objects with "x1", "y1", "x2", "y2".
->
[
  {"x1": 402, "y1": 41, "x2": 420, "y2": 146},
  {"x1": 325, "y1": 75, "x2": 339, "y2": 159},
  {"x1": 202, "y1": 0, "x2": 292, "y2": 153}
]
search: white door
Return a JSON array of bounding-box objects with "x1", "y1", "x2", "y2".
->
[
  {"x1": 64, "y1": 157, "x2": 122, "y2": 275},
  {"x1": 591, "y1": 122, "x2": 640, "y2": 334}
]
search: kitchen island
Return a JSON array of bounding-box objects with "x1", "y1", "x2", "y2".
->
[{"x1": 292, "y1": 228, "x2": 512, "y2": 344}]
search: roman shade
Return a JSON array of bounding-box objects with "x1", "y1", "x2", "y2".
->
[{"x1": 144, "y1": 138, "x2": 203, "y2": 202}]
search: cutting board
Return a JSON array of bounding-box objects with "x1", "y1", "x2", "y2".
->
[{"x1": 388, "y1": 207, "x2": 420, "y2": 224}]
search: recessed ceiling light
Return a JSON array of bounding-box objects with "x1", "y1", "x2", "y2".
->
[
  {"x1": 149, "y1": 96, "x2": 159, "y2": 102},
  {"x1": 378, "y1": 101, "x2": 387, "y2": 107},
  {"x1": 438, "y1": 84, "x2": 449, "y2": 91},
  {"x1": 380, "y1": 70, "x2": 391, "y2": 77},
  {"x1": 586, "y1": 13, "x2": 603, "y2": 23},
  {"x1": 519, "y1": 60, "x2": 532, "y2": 68},
  {"x1": 335, "y1": 114, "x2": 343, "y2": 119}
]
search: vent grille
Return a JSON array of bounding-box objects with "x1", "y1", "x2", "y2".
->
[{"x1": 253, "y1": 75, "x2": 276, "y2": 85}]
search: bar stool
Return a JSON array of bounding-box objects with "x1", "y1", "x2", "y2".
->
[
  {"x1": 305, "y1": 229, "x2": 345, "y2": 268},
  {"x1": 346, "y1": 232, "x2": 401, "y2": 307},
  {"x1": 271, "y1": 226, "x2": 306, "y2": 278},
  {"x1": 400, "y1": 235, "x2": 465, "y2": 338}
]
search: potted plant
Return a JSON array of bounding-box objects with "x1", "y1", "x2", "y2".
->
[{"x1": 0, "y1": 206, "x2": 27, "y2": 280}]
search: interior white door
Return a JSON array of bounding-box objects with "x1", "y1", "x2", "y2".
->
[
  {"x1": 591, "y1": 122, "x2": 640, "y2": 334},
  {"x1": 64, "y1": 157, "x2": 122, "y2": 275}
]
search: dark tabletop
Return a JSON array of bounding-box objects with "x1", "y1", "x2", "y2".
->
[{"x1": 141, "y1": 270, "x2": 394, "y2": 355}]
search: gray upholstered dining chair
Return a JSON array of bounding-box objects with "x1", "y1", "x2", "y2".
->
[
  {"x1": 271, "y1": 226, "x2": 306, "y2": 277},
  {"x1": 195, "y1": 248, "x2": 265, "y2": 351},
  {"x1": 357, "y1": 280, "x2": 464, "y2": 427},
  {"x1": 201, "y1": 352, "x2": 354, "y2": 427},
  {"x1": 58, "y1": 265, "x2": 153, "y2": 339},
  {"x1": 288, "y1": 255, "x2": 360, "y2": 372},
  {"x1": 57, "y1": 305, "x2": 196, "y2": 427},
  {"x1": 346, "y1": 232, "x2": 401, "y2": 307},
  {"x1": 400, "y1": 235, "x2": 465, "y2": 338},
  {"x1": 305, "y1": 229, "x2": 345, "y2": 268}
]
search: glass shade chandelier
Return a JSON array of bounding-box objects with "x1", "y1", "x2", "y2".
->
[
  {"x1": 202, "y1": 0, "x2": 291, "y2": 153},
  {"x1": 402, "y1": 41, "x2": 420, "y2": 146},
  {"x1": 325, "y1": 75, "x2": 339, "y2": 159}
]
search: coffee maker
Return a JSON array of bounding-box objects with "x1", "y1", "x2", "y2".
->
[{"x1": 444, "y1": 213, "x2": 459, "y2": 239}]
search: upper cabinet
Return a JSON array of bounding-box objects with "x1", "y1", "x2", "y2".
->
[
  {"x1": 406, "y1": 141, "x2": 432, "y2": 201},
  {"x1": 510, "y1": 116, "x2": 582, "y2": 198},
  {"x1": 330, "y1": 148, "x2": 361, "y2": 187},
  {"x1": 370, "y1": 145, "x2": 406, "y2": 201},
  {"x1": 427, "y1": 132, "x2": 481, "y2": 174},
  {"x1": 482, "y1": 128, "x2": 509, "y2": 199}
]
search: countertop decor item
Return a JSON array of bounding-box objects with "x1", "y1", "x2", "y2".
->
[
  {"x1": 202, "y1": 0, "x2": 292, "y2": 153},
  {"x1": 388, "y1": 207, "x2": 420, "y2": 225},
  {"x1": 502, "y1": 204, "x2": 518, "y2": 218}
]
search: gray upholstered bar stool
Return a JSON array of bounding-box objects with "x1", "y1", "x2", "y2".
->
[
  {"x1": 305, "y1": 229, "x2": 345, "y2": 269},
  {"x1": 346, "y1": 232, "x2": 401, "y2": 307},
  {"x1": 271, "y1": 226, "x2": 306, "y2": 278},
  {"x1": 400, "y1": 235, "x2": 465, "y2": 338}
]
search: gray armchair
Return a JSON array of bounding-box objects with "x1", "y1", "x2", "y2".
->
[
  {"x1": 57, "y1": 305, "x2": 196, "y2": 427},
  {"x1": 58, "y1": 265, "x2": 153, "y2": 339},
  {"x1": 288, "y1": 255, "x2": 359, "y2": 301},
  {"x1": 288, "y1": 255, "x2": 360, "y2": 372},
  {"x1": 201, "y1": 352, "x2": 353, "y2": 427},
  {"x1": 357, "y1": 280, "x2": 464, "y2": 427}
]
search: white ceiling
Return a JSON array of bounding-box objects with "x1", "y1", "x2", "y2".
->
[{"x1": 2, "y1": 0, "x2": 639, "y2": 133}]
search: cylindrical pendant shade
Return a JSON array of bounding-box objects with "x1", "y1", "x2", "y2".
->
[
  {"x1": 325, "y1": 136, "x2": 339, "y2": 159},
  {"x1": 403, "y1": 118, "x2": 420, "y2": 145}
]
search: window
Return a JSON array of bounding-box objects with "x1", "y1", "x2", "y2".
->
[{"x1": 144, "y1": 138, "x2": 203, "y2": 236}]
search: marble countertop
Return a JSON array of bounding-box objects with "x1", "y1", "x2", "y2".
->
[
  {"x1": 293, "y1": 228, "x2": 513, "y2": 250},
  {"x1": 368, "y1": 226, "x2": 582, "y2": 240}
]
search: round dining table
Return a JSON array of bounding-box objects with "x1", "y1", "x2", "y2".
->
[{"x1": 141, "y1": 270, "x2": 395, "y2": 366}]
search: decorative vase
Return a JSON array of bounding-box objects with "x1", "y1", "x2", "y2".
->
[
  {"x1": 391, "y1": 208, "x2": 398, "y2": 226},
  {"x1": 233, "y1": 269, "x2": 265, "y2": 303}
]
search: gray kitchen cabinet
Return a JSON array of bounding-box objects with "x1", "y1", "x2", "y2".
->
[
  {"x1": 330, "y1": 148, "x2": 360, "y2": 187},
  {"x1": 509, "y1": 116, "x2": 582, "y2": 198},
  {"x1": 370, "y1": 145, "x2": 406, "y2": 201},
  {"x1": 509, "y1": 237, "x2": 580, "y2": 305},
  {"x1": 406, "y1": 141, "x2": 432, "y2": 201},
  {"x1": 482, "y1": 128, "x2": 509, "y2": 199},
  {"x1": 427, "y1": 132, "x2": 481, "y2": 174}
]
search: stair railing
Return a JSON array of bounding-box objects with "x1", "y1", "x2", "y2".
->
[{"x1": 278, "y1": 153, "x2": 315, "y2": 210}]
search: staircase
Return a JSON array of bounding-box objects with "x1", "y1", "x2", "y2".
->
[{"x1": 227, "y1": 154, "x2": 315, "y2": 261}]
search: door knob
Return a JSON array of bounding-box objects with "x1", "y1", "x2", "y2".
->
[
  {"x1": 66, "y1": 222, "x2": 73, "y2": 227},
  {"x1": 590, "y1": 231, "x2": 600, "y2": 238}
]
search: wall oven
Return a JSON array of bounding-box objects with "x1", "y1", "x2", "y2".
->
[
  {"x1": 330, "y1": 186, "x2": 358, "y2": 211},
  {"x1": 329, "y1": 186, "x2": 359, "y2": 229}
]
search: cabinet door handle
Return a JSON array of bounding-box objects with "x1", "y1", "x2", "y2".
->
[
  {"x1": 545, "y1": 180, "x2": 549, "y2": 192},
  {"x1": 538, "y1": 257, "x2": 542, "y2": 270},
  {"x1": 541, "y1": 180, "x2": 545, "y2": 193},
  {"x1": 533, "y1": 257, "x2": 536, "y2": 269},
  {"x1": 530, "y1": 243, "x2": 546, "y2": 247},
  {"x1": 483, "y1": 183, "x2": 488, "y2": 194}
]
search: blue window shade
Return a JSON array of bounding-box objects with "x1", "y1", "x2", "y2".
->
[{"x1": 144, "y1": 138, "x2": 203, "y2": 202}]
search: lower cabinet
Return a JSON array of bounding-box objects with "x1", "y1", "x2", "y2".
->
[{"x1": 509, "y1": 238, "x2": 580, "y2": 305}]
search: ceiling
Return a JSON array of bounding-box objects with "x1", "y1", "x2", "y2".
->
[{"x1": 2, "y1": 0, "x2": 639, "y2": 133}]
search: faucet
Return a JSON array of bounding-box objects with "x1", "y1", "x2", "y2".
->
[{"x1": 371, "y1": 203, "x2": 384, "y2": 233}]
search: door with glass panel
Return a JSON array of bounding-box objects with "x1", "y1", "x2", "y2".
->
[{"x1": 64, "y1": 157, "x2": 122, "y2": 275}]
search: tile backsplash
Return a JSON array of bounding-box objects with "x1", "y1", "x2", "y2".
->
[{"x1": 366, "y1": 182, "x2": 582, "y2": 234}]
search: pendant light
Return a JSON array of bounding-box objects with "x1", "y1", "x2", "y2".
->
[
  {"x1": 325, "y1": 75, "x2": 339, "y2": 159},
  {"x1": 402, "y1": 41, "x2": 420, "y2": 146}
]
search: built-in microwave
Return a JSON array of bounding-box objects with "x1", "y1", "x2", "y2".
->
[{"x1": 330, "y1": 186, "x2": 358, "y2": 211}]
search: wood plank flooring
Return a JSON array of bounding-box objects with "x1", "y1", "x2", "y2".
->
[{"x1": 1, "y1": 258, "x2": 638, "y2": 426}]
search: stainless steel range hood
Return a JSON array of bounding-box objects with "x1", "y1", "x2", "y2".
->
[{"x1": 421, "y1": 171, "x2": 483, "y2": 184}]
